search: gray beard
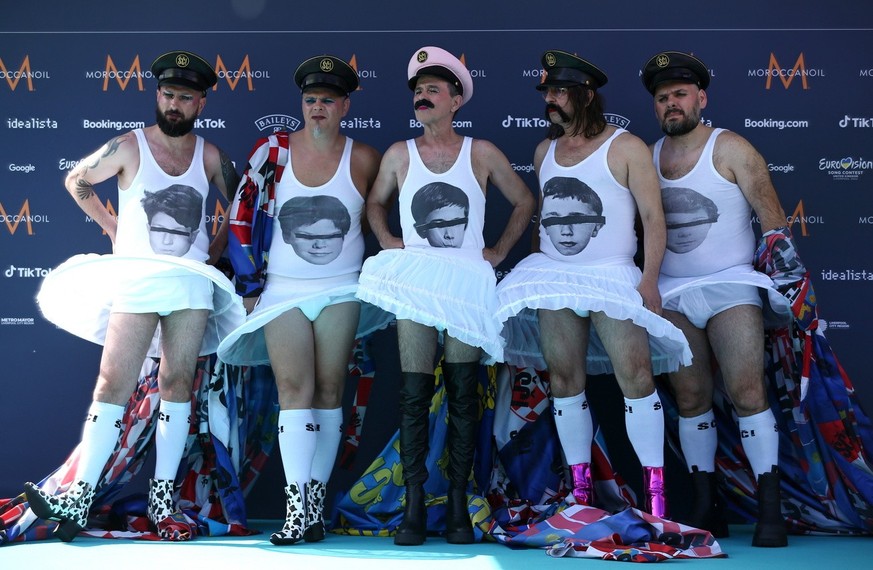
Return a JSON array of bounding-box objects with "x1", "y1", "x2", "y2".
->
[{"x1": 661, "y1": 111, "x2": 700, "y2": 136}]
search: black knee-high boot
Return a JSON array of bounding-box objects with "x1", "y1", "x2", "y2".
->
[
  {"x1": 394, "y1": 372, "x2": 434, "y2": 546},
  {"x1": 443, "y1": 361, "x2": 480, "y2": 544}
]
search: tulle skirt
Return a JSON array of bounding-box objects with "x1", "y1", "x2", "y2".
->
[
  {"x1": 496, "y1": 253, "x2": 692, "y2": 374},
  {"x1": 36, "y1": 253, "x2": 245, "y2": 358},
  {"x1": 217, "y1": 272, "x2": 392, "y2": 366},
  {"x1": 356, "y1": 247, "x2": 503, "y2": 364},
  {"x1": 659, "y1": 265, "x2": 793, "y2": 329}
]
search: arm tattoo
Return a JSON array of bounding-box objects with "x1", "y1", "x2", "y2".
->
[
  {"x1": 75, "y1": 179, "x2": 95, "y2": 201},
  {"x1": 85, "y1": 135, "x2": 126, "y2": 170},
  {"x1": 219, "y1": 149, "x2": 241, "y2": 200}
]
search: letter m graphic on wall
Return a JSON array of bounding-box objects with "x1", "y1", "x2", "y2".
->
[
  {"x1": 103, "y1": 55, "x2": 144, "y2": 91},
  {"x1": 0, "y1": 199, "x2": 34, "y2": 235},
  {"x1": 766, "y1": 53, "x2": 809, "y2": 90},
  {"x1": 0, "y1": 55, "x2": 34, "y2": 91}
]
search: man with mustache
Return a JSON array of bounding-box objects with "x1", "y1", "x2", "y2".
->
[
  {"x1": 496, "y1": 50, "x2": 691, "y2": 519},
  {"x1": 26, "y1": 50, "x2": 243, "y2": 542},
  {"x1": 358, "y1": 45, "x2": 535, "y2": 546},
  {"x1": 642, "y1": 50, "x2": 799, "y2": 547}
]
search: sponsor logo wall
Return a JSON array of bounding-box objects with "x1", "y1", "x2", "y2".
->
[{"x1": 1, "y1": 18, "x2": 871, "y2": 493}]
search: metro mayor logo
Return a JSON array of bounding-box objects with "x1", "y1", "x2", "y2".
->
[
  {"x1": 749, "y1": 53, "x2": 824, "y2": 90},
  {"x1": 0, "y1": 55, "x2": 51, "y2": 91}
]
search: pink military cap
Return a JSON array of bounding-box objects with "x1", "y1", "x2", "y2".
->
[{"x1": 407, "y1": 46, "x2": 474, "y2": 106}]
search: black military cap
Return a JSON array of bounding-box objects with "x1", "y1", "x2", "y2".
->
[
  {"x1": 641, "y1": 51, "x2": 710, "y2": 94},
  {"x1": 150, "y1": 50, "x2": 217, "y2": 92},
  {"x1": 294, "y1": 55, "x2": 359, "y2": 95},
  {"x1": 536, "y1": 50, "x2": 608, "y2": 91}
]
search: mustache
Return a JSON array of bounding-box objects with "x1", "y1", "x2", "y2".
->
[
  {"x1": 545, "y1": 104, "x2": 571, "y2": 122},
  {"x1": 414, "y1": 98, "x2": 435, "y2": 110}
]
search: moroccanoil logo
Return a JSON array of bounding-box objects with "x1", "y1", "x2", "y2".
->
[
  {"x1": 85, "y1": 55, "x2": 150, "y2": 91},
  {"x1": 748, "y1": 53, "x2": 824, "y2": 90},
  {"x1": 458, "y1": 54, "x2": 486, "y2": 78},
  {"x1": 0, "y1": 55, "x2": 50, "y2": 91},
  {"x1": 787, "y1": 200, "x2": 824, "y2": 237},
  {"x1": 347, "y1": 54, "x2": 377, "y2": 88},
  {"x1": 213, "y1": 55, "x2": 270, "y2": 91},
  {"x1": 84, "y1": 199, "x2": 118, "y2": 234},
  {"x1": 206, "y1": 199, "x2": 228, "y2": 235},
  {"x1": 0, "y1": 199, "x2": 51, "y2": 236}
]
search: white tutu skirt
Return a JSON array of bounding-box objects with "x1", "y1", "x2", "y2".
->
[
  {"x1": 356, "y1": 247, "x2": 503, "y2": 365},
  {"x1": 495, "y1": 253, "x2": 692, "y2": 374},
  {"x1": 659, "y1": 266, "x2": 793, "y2": 329},
  {"x1": 36, "y1": 253, "x2": 245, "y2": 358},
  {"x1": 217, "y1": 272, "x2": 393, "y2": 366}
]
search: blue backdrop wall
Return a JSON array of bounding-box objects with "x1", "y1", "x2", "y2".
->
[{"x1": 1, "y1": 1, "x2": 871, "y2": 512}]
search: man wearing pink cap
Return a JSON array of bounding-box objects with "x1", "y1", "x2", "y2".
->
[{"x1": 357, "y1": 46, "x2": 535, "y2": 546}]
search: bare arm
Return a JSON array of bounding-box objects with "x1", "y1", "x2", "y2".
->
[
  {"x1": 204, "y1": 144, "x2": 240, "y2": 263},
  {"x1": 615, "y1": 133, "x2": 666, "y2": 313},
  {"x1": 474, "y1": 140, "x2": 536, "y2": 267},
  {"x1": 64, "y1": 133, "x2": 137, "y2": 244},
  {"x1": 366, "y1": 142, "x2": 407, "y2": 250},
  {"x1": 351, "y1": 141, "x2": 383, "y2": 235},
  {"x1": 716, "y1": 131, "x2": 787, "y2": 233}
]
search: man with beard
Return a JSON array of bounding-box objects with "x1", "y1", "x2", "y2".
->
[
  {"x1": 25, "y1": 50, "x2": 243, "y2": 542},
  {"x1": 357, "y1": 46, "x2": 534, "y2": 546},
  {"x1": 642, "y1": 50, "x2": 798, "y2": 547},
  {"x1": 495, "y1": 50, "x2": 691, "y2": 519}
]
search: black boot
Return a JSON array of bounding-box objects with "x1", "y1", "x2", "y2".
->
[
  {"x1": 394, "y1": 372, "x2": 434, "y2": 546},
  {"x1": 395, "y1": 484, "x2": 427, "y2": 546},
  {"x1": 752, "y1": 467, "x2": 788, "y2": 547},
  {"x1": 443, "y1": 361, "x2": 479, "y2": 544},
  {"x1": 682, "y1": 470, "x2": 729, "y2": 537}
]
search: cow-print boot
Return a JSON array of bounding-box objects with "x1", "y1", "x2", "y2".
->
[
  {"x1": 24, "y1": 480, "x2": 95, "y2": 542},
  {"x1": 271, "y1": 482, "x2": 306, "y2": 545},
  {"x1": 147, "y1": 478, "x2": 192, "y2": 541},
  {"x1": 303, "y1": 480, "x2": 327, "y2": 543}
]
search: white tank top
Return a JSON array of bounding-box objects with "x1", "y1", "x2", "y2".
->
[
  {"x1": 399, "y1": 137, "x2": 485, "y2": 259},
  {"x1": 115, "y1": 128, "x2": 210, "y2": 262},
  {"x1": 267, "y1": 137, "x2": 364, "y2": 278},
  {"x1": 538, "y1": 128, "x2": 636, "y2": 266},
  {"x1": 654, "y1": 128, "x2": 754, "y2": 278}
]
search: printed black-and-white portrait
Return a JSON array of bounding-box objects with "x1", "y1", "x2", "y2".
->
[
  {"x1": 141, "y1": 184, "x2": 203, "y2": 257},
  {"x1": 277, "y1": 195, "x2": 351, "y2": 265},
  {"x1": 661, "y1": 186, "x2": 719, "y2": 254},
  {"x1": 540, "y1": 176, "x2": 605, "y2": 256},
  {"x1": 411, "y1": 182, "x2": 469, "y2": 248}
]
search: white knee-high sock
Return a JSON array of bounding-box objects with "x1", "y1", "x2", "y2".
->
[
  {"x1": 624, "y1": 391, "x2": 665, "y2": 468},
  {"x1": 552, "y1": 392, "x2": 593, "y2": 465},
  {"x1": 278, "y1": 409, "x2": 316, "y2": 487},
  {"x1": 154, "y1": 399, "x2": 191, "y2": 481},
  {"x1": 77, "y1": 401, "x2": 125, "y2": 487},
  {"x1": 738, "y1": 409, "x2": 780, "y2": 478},
  {"x1": 679, "y1": 409, "x2": 718, "y2": 472},
  {"x1": 310, "y1": 408, "x2": 343, "y2": 483}
]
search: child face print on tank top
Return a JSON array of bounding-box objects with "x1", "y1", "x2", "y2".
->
[
  {"x1": 277, "y1": 194, "x2": 352, "y2": 265},
  {"x1": 141, "y1": 184, "x2": 203, "y2": 257},
  {"x1": 410, "y1": 181, "x2": 469, "y2": 248},
  {"x1": 661, "y1": 186, "x2": 720, "y2": 255},
  {"x1": 540, "y1": 176, "x2": 606, "y2": 256}
]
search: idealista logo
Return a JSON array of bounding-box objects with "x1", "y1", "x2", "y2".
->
[
  {"x1": 0, "y1": 55, "x2": 50, "y2": 91},
  {"x1": 749, "y1": 52, "x2": 824, "y2": 90},
  {"x1": 818, "y1": 155, "x2": 871, "y2": 181},
  {"x1": 0, "y1": 199, "x2": 50, "y2": 236}
]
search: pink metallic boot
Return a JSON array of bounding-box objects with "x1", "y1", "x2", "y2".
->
[
  {"x1": 569, "y1": 463, "x2": 594, "y2": 506},
  {"x1": 643, "y1": 466, "x2": 668, "y2": 519}
]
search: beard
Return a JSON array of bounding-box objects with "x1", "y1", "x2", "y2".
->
[
  {"x1": 155, "y1": 107, "x2": 196, "y2": 137},
  {"x1": 660, "y1": 107, "x2": 700, "y2": 136}
]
